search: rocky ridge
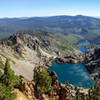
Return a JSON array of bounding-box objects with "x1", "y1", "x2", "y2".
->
[
  {"x1": 19, "y1": 71, "x2": 71, "y2": 100},
  {"x1": 0, "y1": 30, "x2": 80, "y2": 80},
  {"x1": 0, "y1": 30, "x2": 96, "y2": 100}
]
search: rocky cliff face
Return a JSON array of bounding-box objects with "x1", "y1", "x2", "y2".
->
[
  {"x1": 84, "y1": 47, "x2": 100, "y2": 73},
  {"x1": 84, "y1": 47, "x2": 100, "y2": 84},
  {"x1": 19, "y1": 71, "x2": 71, "y2": 100},
  {"x1": 55, "y1": 54, "x2": 83, "y2": 64}
]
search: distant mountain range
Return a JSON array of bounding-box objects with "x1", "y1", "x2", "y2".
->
[{"x1": 0, "y1": 15, "x2": 100, "y2": 43}]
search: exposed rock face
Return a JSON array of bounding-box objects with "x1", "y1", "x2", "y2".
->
[
  {"x1": 55, "y1": 57, "x2": 65, "y2": 63},
  {"x1": 55, "y1": 54, "x2": 83, "y2": 64},
  {"x1": 4, "y1": 30, "x2": 79, "y2": 57},
  {"x1": 19, "y1": 71, "x2": 71, "y2": 100},
  {"x1": 13, "y1": 43, "x2": 24, "y2": 56},
  {"x1": 14, "y1": 89, "x2": 28, "y2": 100},
  {"x1": 59, "y1": 84, "x2": 71, "y2": 100},
  {"x1": 27, "y1": 39, "x2": 39, "y2": 51},
  {"x1": 84, "y1": 47, "x2": 100, "y2": 73},
  {"x1": 19, "y1": 76, "x2": 36, "y2": 100},
  {"x1": 94, "y1": 47, "x2": 100, "y2": 59},
  {"x1": 9, "y1": 34, "x2": 22, "y2": 45},
  {"x1": 4, "y1": 31, "x2": 59, "y2": 60},
  {"x1": 84, "y1": 47, "x2": 100, "y2": 84},
  {"x1": 7, "y1": 34, "x2": 24, "y2": 56}
]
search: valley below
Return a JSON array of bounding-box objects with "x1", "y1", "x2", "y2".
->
[{"x1": 0, "y1": 15, "x2": 100, "y2": 100}]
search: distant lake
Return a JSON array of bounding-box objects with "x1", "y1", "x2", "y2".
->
[
  {"x1": 48, "y1": 61, "x2": 95, "y2": 88},
  {"x1": 78, "y1": 40, "x2": 90, "y2": 45},
  {"x1": 78, "y1": 40, "x2": 90, "y2": 53}
]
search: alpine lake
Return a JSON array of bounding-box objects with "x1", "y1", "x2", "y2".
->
[{"x1": 48, "y1": 40, "x2": 95, "y2": 88}]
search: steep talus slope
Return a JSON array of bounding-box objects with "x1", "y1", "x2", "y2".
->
[{"x1": 0, "y1": 45, "x2": 37, "y2": 80}]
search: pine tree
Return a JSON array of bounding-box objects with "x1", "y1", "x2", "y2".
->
[
  {"x1": 0, "y1": 83, "x2": 16, "y2": 100},
  {"x1": 33, "y1": 65, "x2": 53, "y2": 93},
  {"x1": 1, "y1": 59, "x2": 20, "y2": 89},
  {"x1": 0, "y1": 59, "x2": 20, "y2": 100},
  {"x1": 91, "y1": 85, "x2": 100, "y2": 100}
]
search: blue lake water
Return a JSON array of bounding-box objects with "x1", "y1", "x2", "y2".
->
[
  {"x1": 78, "y1": 40, "x2": 90, "y2": 53},
  {"x1": 48, "y1": 40, "x2": 95, "y2": 88},
  {"x1": 48, "y1": 61, "x2": 95, "y2": 88}
]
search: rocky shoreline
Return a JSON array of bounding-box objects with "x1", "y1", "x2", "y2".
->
[
  {"x1": 54, "y1": 47, "x2": 100, "y2": 85},
  {"x1": 83, "y1": 47, "x2": 100, "y2": 84},
  {"x1": 18, "y1": 70, "x2": 89, "y2": 100},
  {"x1": 55, "y1": 54, "x2": 83, "y2": 64}
]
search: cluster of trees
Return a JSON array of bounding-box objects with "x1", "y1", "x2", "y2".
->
[
  {"x1": 73, "y1": 84, "x2": 100, "y2": 100},
  {"x1": 0, "y1": 60, "x2": 53, "y2": 100},
  {"x1": 0, "y1": 59, "x2": 20, "y2": 100},
  {"x1": 33, "y1": 65, "x2": 100, "y2": 100},
  {"x1": 1, "y1": 59, "x2": 99, "y2": 100}
]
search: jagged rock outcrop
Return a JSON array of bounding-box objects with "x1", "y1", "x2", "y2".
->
[
  {"x1": 14, "y1": 89, "x2": 28, "y2": 100},
  {"x1": 4, "y1": 30, "x2": 79, "y2": 56},
  {"x1": 84, "y1": 47, "x2": 100, "y2": 84},
  {"x1": 13, "y1": 43, "x2": 24, "y2": 56},
  {"x1": 3, "y1": 31, "x2": 58, "y2": 58},
  {"x1": 19, "y1": 71, "x2": 71, "y2": 100},
  {"x1": 19, "y1": 76, "x2": 36, "y2": 100},
  {"x1": 49, "y1": 71, "x2": 71, "y2": 100},
  {"x1": 84, "y1": 47, "x2": 100, "y2": 73},
  {"x1": 55, "y1": 54, "x2": 83, "y2": 64},
  {"x1": 6, "y1": 34, "x2": 24, "y2": 56},
  {"x1": 8, "y1": 34, "x2": 22, "y2": 45}
]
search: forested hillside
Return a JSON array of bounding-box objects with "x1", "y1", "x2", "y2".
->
[{"x1": 0, "y1": 15, "x2": 100, "y2": 41}]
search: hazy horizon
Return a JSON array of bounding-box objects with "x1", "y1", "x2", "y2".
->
[
  {"x1": 0, "y1": 0, "x2": 100, "y2": 18},
  {"x1": 0, "y1": 14, "x2": 100, "y2": 19}
]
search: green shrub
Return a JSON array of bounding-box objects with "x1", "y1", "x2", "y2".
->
[
  {"x1": 73, "y1": 84, "x2": 100, "y2": 100},
  {"x1": 1, "y1": 59, "x2": 20, "y2": 89},
  {"x1": 0, "y1": 57, "x2": 4, "y2": 69},
  {"x1": 0, "y1": 83, "x2": 16, "y2": 100},
  {"x1": 33, "y1": 65, "x2": 53, "y2": 93},
  {"x1": 90, "y1": 85, "x2": 100, "y2": 100},
  {"x1": 0, "y1": 59, "x2": 20, "y2": 100},
  {"x1": 13, "y1": 54, "x2": 20, "y2": 60}
]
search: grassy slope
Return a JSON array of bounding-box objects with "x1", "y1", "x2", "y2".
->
[{"x1": 53, "y1": 34, "x2": 83, "y2": 44}]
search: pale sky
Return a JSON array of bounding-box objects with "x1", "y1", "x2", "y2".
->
[{"x1": 0, "y1": 0, "x2": 100, "y2": 18}]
